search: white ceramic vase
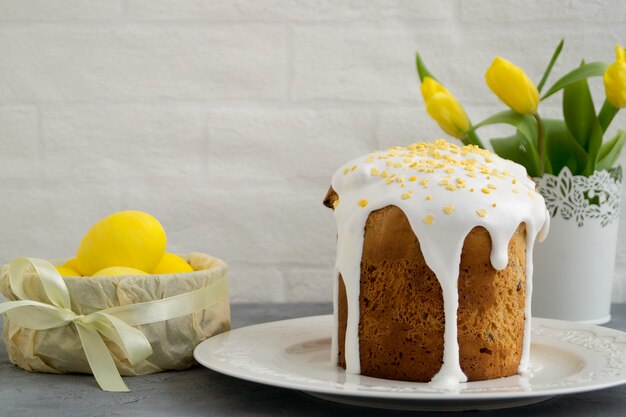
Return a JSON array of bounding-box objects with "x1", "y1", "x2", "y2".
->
[{"x1": 532, "y1": 166, "x2": 622, "y2": 324}]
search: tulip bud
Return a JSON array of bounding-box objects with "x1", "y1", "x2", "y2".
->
[
  {"x1": 485, "y1": 57, "x2": 539, "y2": 115},
  {"x1": 604, "y1": 44, "x2": 626, "y2": 109},
  {"x1": 420, "y1": 77, "x2": 470, "y2": 139}
]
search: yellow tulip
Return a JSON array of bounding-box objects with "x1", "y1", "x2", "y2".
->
[
  {"x1": 604, "y1": 44, "x2": 626, "y2": 108},
  {"x1": 485, "y1": 57, "x2": 539, "y2": 114},
  {"x1": 420, "y1": 77, "x2": 470, "y2": 139}
]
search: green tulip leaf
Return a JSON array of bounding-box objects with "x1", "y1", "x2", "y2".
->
[
  {"x1": 597, "y1": 130, "x2": 626, "y2": 171},
  {"x1": 537, "y1": 38, "x2": 564, "y2": 93},
  {"x1": 598, "y1": 99, "x2": 619, "y2": 133},
  {"x1": 562, "y1": 77, "x2": 603, "y2": 175},
  {"x1": 415, "y1": 52, "x2": 436, "y2": 82},
  {"x1": 491, "y1": 130, "x2": 542, "y2": 177},
  {"x1": 469, "y1": 110, "x2": 530, "y2": 133},
  {"x1": 464, "y1": 130, "x2": 486, "y2": 148},
  {"x1": 517, "y1": 116, "x2": 538, "y2": 145},
  {"x1": 562, "y1": 77, "x2": 595, "y2": 149},
  {"x1": 541, "y1": 61, "x2": 608, "y2": 100},
  {"x1": 543, "y1": 119, "x2": 588, "y2": 175},
  {"x1": 491, "y1": 135, "x2": 533, "y2": 175}
]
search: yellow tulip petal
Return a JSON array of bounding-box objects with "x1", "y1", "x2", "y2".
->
[
  {"x1": 92, "y1": 266, "x2": 148, "y2": 277},
  {"x1": 486, "y1": 57, "x2": 539, "y2": 114},
  {"x1": 76, "y1": 210, "x2": 167, "y2": 276},
  {"x1": 153, "y1": 253, "x2": 194, "y2": 274},
  {"x1": 616, "y1": 44, "x2": 625, "y2": 63},
  {"x1": 425, "y1": 92, "x2": 470, "y2": 139},
  {"x1": 421, "y1": 77, "x2": 449, "y2": 102},
  {"x1": 55, "y1": 266, "x2": 81, "y2": 277},
  {"x1": 604, "y1": 44, "x2": 626, "y2": 109},
  {"x1": 421, "y1": 77, "x2": 470, "y2": 139}
]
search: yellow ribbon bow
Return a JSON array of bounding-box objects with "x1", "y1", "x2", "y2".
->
[{"x1": 0, "y1": 257, "x2": 228, "y2": 392}]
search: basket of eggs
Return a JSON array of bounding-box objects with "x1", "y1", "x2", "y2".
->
[{"x1": 0, "y1": 211, "x2": 230, "y2": 391}]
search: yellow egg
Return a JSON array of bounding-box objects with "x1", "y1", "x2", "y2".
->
[
  {"x1": 153, "y1": 253, "x2": 194, "y2": 274},
  {"x1": 92, "y1": 266, "x2": 148, "y2": 277},
  {"x1": 63, "y1": 258, "x2": 83, "y2": 275},
  {"x1": 76, "y1": 210, "x2": 167, "y2": 276},
  {"x1": 55, "y1": 266, "x2": 81, "y2": 277}
]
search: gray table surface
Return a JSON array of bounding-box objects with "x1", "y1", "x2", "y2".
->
[{"x1": 1, "y1": 303, "x2": 625, "y2": 417}]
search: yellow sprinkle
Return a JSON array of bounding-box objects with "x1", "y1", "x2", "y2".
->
[
  {"x1": 476, "y1": 208, "x2": 487, "y2": 218},
  {"x1": 426, "y1": 195, "x2": 432, "y2": 200},
  {"x1": 359, "y1": 199, "x2": 368, "y2": 207},
  {"x1": 438, "y1": 179, "x2": 449, "y2": 186},
  {"x1": 343, "y1": 167, "x2": 350, "y2": 175},
  {"x1": 351, "y1": 165, "x2": 357, "y2": 172},
  {"x1": 513, "y1": 189, "x2": 520, "y2": 194},
  {"x1": 512, "y1": 179, "x2": 517, "y2": 184},
  {"x1": 420, "y1": 178, "x2": 429, "y2": 186},
  {"x1": 332, "y1": 199, "x2": 340, "y2": 209},
  {"x1": 488, "y1": 183, "x2": 497, "y2": 190},
  {"x1": 423, "y1": 214, "x2": 434, "y2": 225},
  {"x1": 395, "y1": 176, "x2": 405, "y2": 183},
  {"x1": 386, "y1": 160, "x2": 394, "y2": 167},
  {"x1": 445, "y1": 167, "x2": 455, "y2": 174},
  {"x1": 481, "y1": 187, "x2": 491, "y2": 194},
  {"x1": 485, "y1": 157, "x2": 494, "y2": 163},
  {"x1": 409, "y1": 176, "x2": 418, "y2": 182},
  {"x1": 470, "y1": 188, "x2": 475, "y2": 192},
  {"x1": 492, "y1": 203, "x2": 497, "y2": 207},
  {"x1": 380, "y1": 170, "x2": 390, "y2": 178},
  {"x1": 401, "y1": 192, "x2": 412, "y2": 200},
  {"x1": 386, "y1": 178, "x2": 394, "y2": 185},
  {"x1": 443, "y1": 205, "x2": 455, "y2": 215},
  {"x1": 370, "y1": 167, "x2": 380, "y2": 176},
  {"x1": 445, "y1": 184, "x2": 457, "y2": 191}
]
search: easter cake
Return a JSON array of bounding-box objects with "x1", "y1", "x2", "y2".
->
[{"x1": 323, "y1": 140, "x2": 549, "y2": 386}]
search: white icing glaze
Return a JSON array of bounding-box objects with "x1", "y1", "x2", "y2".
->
[{"x1": 329, "y1": 140, "x2": 549, "y2": 389}]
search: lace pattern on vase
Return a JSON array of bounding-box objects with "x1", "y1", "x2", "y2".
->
[{"x1": 535, "y1": 166, "x2": 622, "y2": 227}]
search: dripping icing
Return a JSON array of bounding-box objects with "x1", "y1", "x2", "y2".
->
[{"x1": 329, "y1": 140, "x2": 549, "y2": 388}]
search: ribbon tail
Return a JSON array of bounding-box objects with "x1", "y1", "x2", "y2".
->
[
  {"x1": 75, "y1": 322, "x2": 129, "y2": 393},
  {"x1": 89, "y1": 314, "x2": 153, "y2": 365}
]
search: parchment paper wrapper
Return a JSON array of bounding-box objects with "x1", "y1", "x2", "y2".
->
[{"x1": 0, "y1": 252, "x2": 230, "y2": 376}]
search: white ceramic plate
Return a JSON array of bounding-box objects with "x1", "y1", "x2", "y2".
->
[{"x1": 194, "y1": 315, "x2": 626, "y2": 411}]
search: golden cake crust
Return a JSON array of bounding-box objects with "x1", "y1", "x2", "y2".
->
[{"x1": 326, "y1": 188, "x2": 527, "y2": 382}]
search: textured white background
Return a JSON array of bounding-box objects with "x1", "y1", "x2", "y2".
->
[{"x1": 0, "y1": 0, "x2": 625, "y2": 302}]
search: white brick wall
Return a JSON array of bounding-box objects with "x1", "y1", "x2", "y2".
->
[{"x1": 0, "y1": 0, "x2": 624, "y2": 302}]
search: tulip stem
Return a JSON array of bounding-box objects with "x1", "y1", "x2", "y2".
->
[
  {"x1": 533, "y1": 113, "x2": 545, "y2": 176},
  {"x1": 465, "y1": 130, "x2": 486, "y2": 149},
  {"x1": 598, "y1": 99, "x2": 618, "y2": 133}
]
